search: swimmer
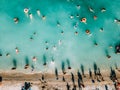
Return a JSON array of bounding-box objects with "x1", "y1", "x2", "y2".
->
[
  {"x1": 89, "y1": 7, "x2": 94, "y2": 13},
  {"x1": 106, "y1": 55, "x2": 111, "y2": 59},
  {"x1": 14, "y1": 17, "x2": 19, "y2": 24},
  {"x1": 115, "y1": 45, "x2": 120, "y2": 54},
  {"x1": 46, "y1": 47, "x2": 49, "y2": 50},
  {"x1": 33, "y1": 32, "x2": 36, "y2": 35},
  {"x1": 74, "y1": 22, "x2": 78, "y2": 29},
  {"x1": 81, "y1": 17, "x2": 87, "y2": 24},
  {"x1": 75, "y1": 31, "x2": 78, "y2": 35},
  {"x1": 45, "y1": 41, "x2": 48, "y2": 45},
  {"x1": 42, "y1": 15, "x2": 46, "y2": 20},
  {"x1": 94, "y1": 42, "x2": 98, "y2": 46},
  {"x1": 37, "y1": 9, "x2": 41, "y2": 16},
  {"x1": 6, "y1": 53, "x2": 10, "y2": 57},
  {"x1": 0, "y1": 53, "x2": 2, "y2": 56},
  {"x1": 29, "y1": 13, "x2": 33, "y2": 20},
  {"x1": 24, "y1": 8, "x2": 29, "y2": 14},
  {"x1": 61, "y1": 30, "x2": 64, "y2": 35},
  {"x1": 57, "y1": 21, "x2": 61, "y2": 27},
  {"x1": 53, "y1": 45, "x2": 57, "y2": 51},
  {"x1": 109, "y1": 45, "x2": 113, "y2": 48},
  {"x1": 32, "y1": 56, "x2": 37, "y2": 61},
  {"x1": 100, "y1": 28, "x2": 104, "y2": 32},
  {"x1": 114, "y1": 19, "x2": 120, "y2": 24},
  {"x1": 74, "y1": 25, "x2": 77, "y2": 29},
  {"x1": 101, "y1": 8, "x2": 106, "y2": 12},
  {"x1": 70, "y1": 15, "x2": 74, "y2": 19},
  {"x1": 85, "y1": 29, "x2": 90, "y2": 34},
  {"x1": 30, "y1": 37, "x2": 33, "y2": 40},
  {"x1": 76, "y1": 5, "x2": 80, "y2": 9},
  {"x1": 15, "y1": 47, "x2": 19, "y2": 54},
  {"x1": 76, "y1": 14, "x2": 79, "y2": 18},
  {"x1": 94, "y1": 15, "x2": 97, "y2": 20},
  {"x1": 58, "y1": 40, "x2": 62, "y2": 45}
]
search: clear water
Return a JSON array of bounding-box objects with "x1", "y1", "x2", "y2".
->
[{"x1": 0, "y1": 0, "x2": 120, "y2": 73}]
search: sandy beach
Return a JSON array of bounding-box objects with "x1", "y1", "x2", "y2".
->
[{"x1": 0, "y1": 69, "x2": 119, "y2": 90}]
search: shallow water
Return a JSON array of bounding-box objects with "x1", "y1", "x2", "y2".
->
[{"x1": 0, "y1": 0, "x2": 120, "y2": 73}]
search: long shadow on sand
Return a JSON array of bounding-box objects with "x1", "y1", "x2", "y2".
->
[
  {"x1": 66, "y1": 59, "x2": 71, "y2": 69},
  {"x1": 43, "y1": 54, "x2": 47, "y2": 66},
  {"x1": 11, "y1": 59, "x2": 17, "y2": 70},
  {"x1": 93, "y1": 62, "x2": 98, "y2": 76},
  {"x1": 61, "y1": 61, "x2": 66, "y2": 74},
  {"x1": 24, "y1": 56, "x2": 30, "y2": 69},
  {"x1": 80, "y1": 64, "x2": 85, "y2": 77}
]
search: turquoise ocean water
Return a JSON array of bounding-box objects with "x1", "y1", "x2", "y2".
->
[{"x1": 0, "y1": 0, "x2": 120, "y2": 73}]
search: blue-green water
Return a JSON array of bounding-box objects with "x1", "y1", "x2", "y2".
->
[{"x1": 0, "y1": 0, "x2": 120, "y2": 73}]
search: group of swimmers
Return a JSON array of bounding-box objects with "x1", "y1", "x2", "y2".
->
[
  {"x1": 8, "y1": 1, "x2": 119, "y2": 72},
  {"x1": 13, "y1": 8, "x2": 46, "y2": 24}
]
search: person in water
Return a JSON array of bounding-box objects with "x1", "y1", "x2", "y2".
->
[
  {"x1": 24, "y1": 8, "x2": 29, "y2": 14},
  {"x1": 14, "y1": 17, "x2": 19, "y2": 24},
  {"x1": 32, "y1": 56, "x2": 37, "y2": 61},
  {"x1": 36, "y1": 9, "x2": 41, "y2": 16},
  {"x1": 114, "y1": 19, "x2": 120, "y2": 24},
  {"x1": 106, "y1": 54, "x2": 111, "y2": 59},
  {"x1": 94, "y1": 15, "x2": 97, "y2": 20},
  {"x1": 81, "y1": 17, "x2": 87, "y2": 24},
  {"x1": 85, "y1": 29, "x2": 90, "y2": 34},
  {"x1": 101, "y1": 8, "x2": 106, "y2": 12},
  {"x1": 75, "y1": 31, "x2": 78, "y2": 35},
  {"x1": 42, "y1": 15, "x2": 46, "y2": 20},
  {"x1": 100, "y1": 28, "x2": 104, "y2": 32},
  {"x1": 89, "y1": 7, "x2": 94, "y2": 13},
  {"x1": 70, "y1": 14, "x2": 74, "y2": 19},
  {"x1": 6, "y1": 53, "x2": 10, "y2": 56},
  {"x1": 15, "y1": 47, "x2": 19, "y2": 54}
]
